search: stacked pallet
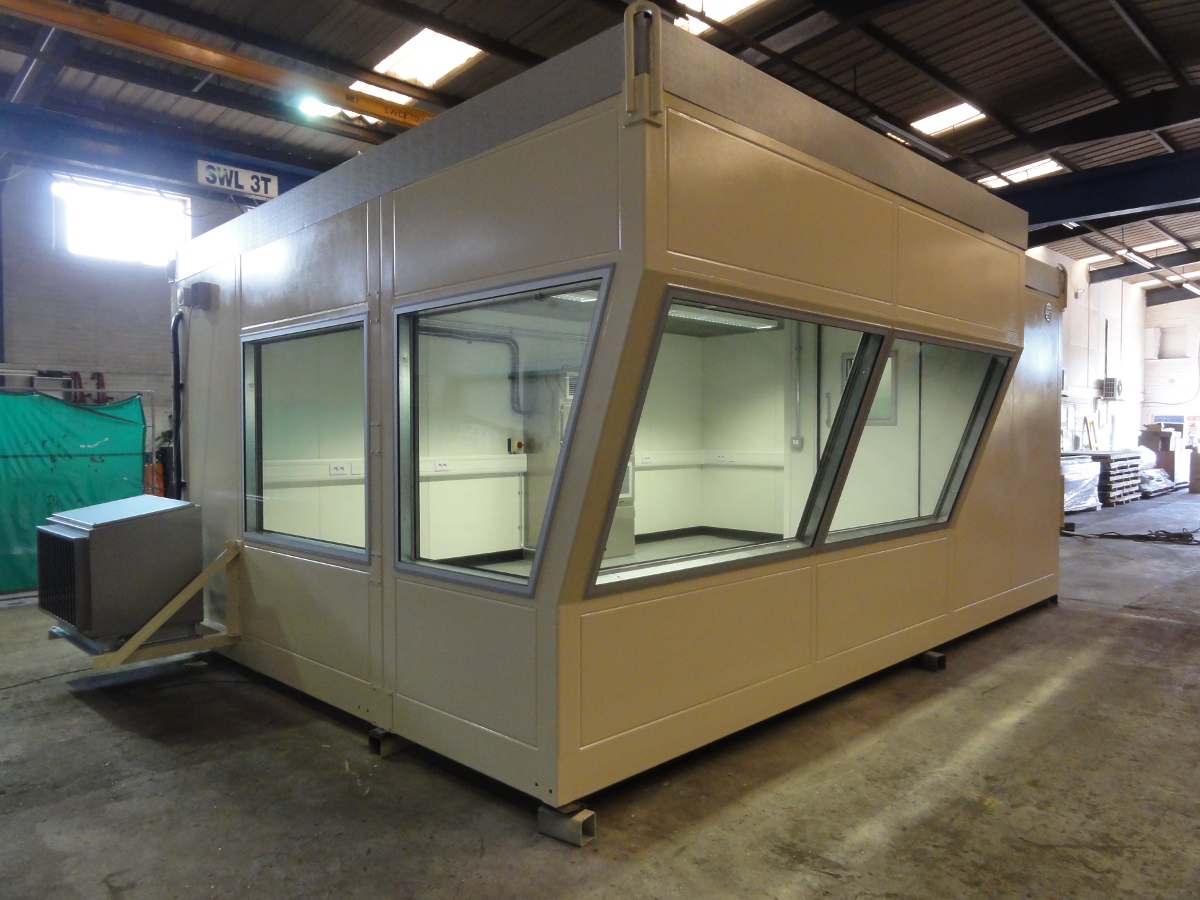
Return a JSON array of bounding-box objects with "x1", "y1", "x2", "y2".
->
[{"x1": 1063, "y1": 451, "x2": 1141, "y2": 506}]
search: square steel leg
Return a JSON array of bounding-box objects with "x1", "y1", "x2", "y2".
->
[{"x1": 538, "y1": 802, "x2": 596, "y2": 846}]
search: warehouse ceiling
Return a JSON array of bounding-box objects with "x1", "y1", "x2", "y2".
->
[{"x1": 1, "y1": 0, "x2": 1199, "y2": 291}]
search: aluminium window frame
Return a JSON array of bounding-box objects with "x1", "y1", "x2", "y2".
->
[
  {"x1": 587, "y1": 287, "x2": 1017, "y2": 595},
  {"x1": 239, "y1": 310, "x2": 372, "y2": 564},
  {"x1": 392, "y1": 267, "x2": 613, "y2": 599}
]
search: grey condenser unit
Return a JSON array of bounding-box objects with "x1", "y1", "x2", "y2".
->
[{"x1": 37, "y1": 495, "x2": 203, "y2": 645}]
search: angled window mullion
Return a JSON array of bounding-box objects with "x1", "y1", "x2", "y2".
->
[{"x1": 801, "y1": 331, "x2": 894, "y2": 548}]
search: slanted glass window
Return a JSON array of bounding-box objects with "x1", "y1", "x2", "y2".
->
[
  {"x1": 596, "y1": 298, "x2": 882, "y2": 584},
  {"x1": 243, "y1": 323, "x2": 367, "y2": 552},
  {"x1": 826, "y1": 339, "x2": 1008, "y2": 542},
  {"x1": 398, "y1": 278, "x2": 603, "y2": 583}
]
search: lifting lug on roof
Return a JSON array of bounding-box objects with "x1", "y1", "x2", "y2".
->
[{"x1": 625, "y1": 1, "x2": 663, "y2": 128}]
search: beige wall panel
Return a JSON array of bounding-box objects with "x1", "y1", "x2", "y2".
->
[
  {"x1": 241, "y1": 206, "x2": 367, "y2": 327},
  {"x1": 896, "y1": 207, "x2": 1020, "y2": 334},
  {"x1": 241, "y1": 547, "x2": 370, "y2": 680},
  {"x1": 396, "y1": 584, "x2": 538, "y2": 746},
  {"x1": 1011, "y1": 290, "x2": 1063, "y2": 586},
  {"x1": 224, "y1": 634, "x2": 372, "y2": 721},
  {"x1": 951, "y1": 396, "x2": 1015, "y2": 609},
  {"x1": 816, "y1": 538, "x2": 948, "y2": 659},
  {"x1": 666, "y1": 112, "x2": 894, "y2": 301},
  {"x1": 392, "y1": 109, "x2": 619, "y2": 298},
  {"x1": 579, "y1": 568, "x2": 812, "y2": 745}
]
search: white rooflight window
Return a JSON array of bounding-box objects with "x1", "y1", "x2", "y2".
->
[
  {"x1": 51, "y1": 177, "x2": 188, "y2": 267},
  {"x1": 1079, "y1": 253, "x2": 1115, "y2": 266},
  {"x1": 910, "y1": 103, "x2": 985, "y2": 136},
  {"x1": 1132, "y1": 238, "x2": 1181, "y2": 254},
  {"x1": 978, "y1": 157, "x2": 1064, "y2": 190},
  {"x1": 304, "y1": 29, "x2": 483, "y2": 121},
  {"x1": 675, "y1": 0, "x2": 767, "y2": 35}
]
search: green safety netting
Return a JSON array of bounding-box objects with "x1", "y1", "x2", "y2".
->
[{"x1": 0, "y1": 392, "x2": 145, "y2": 593}]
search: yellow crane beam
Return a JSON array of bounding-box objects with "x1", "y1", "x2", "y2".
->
[{"x1": 0, "y1": 0, "x2": 435, "y2": 129}]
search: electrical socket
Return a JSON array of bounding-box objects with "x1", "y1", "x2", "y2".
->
[
  {"x1": 329, "y1": 463, "x2": 348, "y2": 476},
  {"x1": 435, "y1": 461, "x2": 450, "y2": 472}
]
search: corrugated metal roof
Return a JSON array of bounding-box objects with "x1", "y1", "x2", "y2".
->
[{"x1": 0, "y1": 0, "x2": 1197, "y2": 259}]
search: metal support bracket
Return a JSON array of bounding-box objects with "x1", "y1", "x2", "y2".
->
[
  {"x1": 1044, "y1": 594, "x2": 1060, "y2": 607},
  {"x1": 367, "y1": 727, "x2": 412, "y2": 758},
  {"x1": 917, "y1": 650, "x2": 946, "y2": 672},
  {"x1": 538, "y1": 802, "x2": 597, "y2": 847},
  {"x1": 624, "y1": 1, "x2": 663, "y2": 128},
  {"x1": 89, "y1": 540, "x2": 242, "y2": 670}
]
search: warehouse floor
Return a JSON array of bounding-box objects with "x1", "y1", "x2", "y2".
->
[{"x1": 3, "y1": 495, "x2": 1200, "y2": 899}]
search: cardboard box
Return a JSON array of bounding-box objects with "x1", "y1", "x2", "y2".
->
[{"x1": 1156, "y1": 448, "x2": 1191, "y2": 483}]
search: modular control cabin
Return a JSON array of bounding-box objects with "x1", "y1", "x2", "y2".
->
[{"x1": 173, "y1": 5, "x2": 1063, "y2": 810}]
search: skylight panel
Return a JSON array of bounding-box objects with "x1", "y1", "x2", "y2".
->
[
  {"x1": 910, "y1": 102, "x2": 985, "y2": 136},
  {"x1": 978, "y1": 157, "x2": 1063, "y2": 190},
  {"x1": 373, "y1": 28, "x2": 482, "y2": 88},
  {"x1": 1079, "y1": 253, "x2": 1114, "y2": 265},
  {"x1": 1132, "y1": 239, "x2": 1181, "y2": 254},
  {"x1": 675, "y1": 0, "x2": 768, "y2": 35}
]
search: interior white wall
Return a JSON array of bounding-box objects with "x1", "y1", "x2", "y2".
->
[
  {"x1": 1143, "y1": 295, "x2": 1200, "y2": 431},
  {"x1": 0, "y1": 166, "x2": 242, "y2": 434},
  {"x1": 259, "y1": 327, "x2": 366, "y2": 548},
  {"x1": 1027, "y1": 246, "x2": 1145, "y2": 450}
]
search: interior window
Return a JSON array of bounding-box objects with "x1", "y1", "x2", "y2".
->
[
  {"x1": 826, "y1": 338, "x2": 1009, "y2": 541},
  {"x1": 596, "y1": 298, "x2": 880, "y2": 584},
  {"x1": 243, "y1": 323, "x2": 367, "y2": 551},
  {"x1": 399, "y1": 278, "x2": 603, "y2": 582}
]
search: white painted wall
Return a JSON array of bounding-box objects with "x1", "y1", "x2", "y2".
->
[
  {"x1": 1, "y1": 166, "x2": 242, "y2": 439},
  {"x1": 1143, "y1": 295, "x2": 1200, "y2": 433},
  {"x1": 1027, "y1": 246, "x2": 1145, "y2": 450}
]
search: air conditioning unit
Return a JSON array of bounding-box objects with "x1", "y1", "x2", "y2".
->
[
  {"x1": 38, "y1": 495, "x2": 203, "y2": 647},
  {"x1": 1102, "y1": 377, "x2": 1123, "y2": 400}
]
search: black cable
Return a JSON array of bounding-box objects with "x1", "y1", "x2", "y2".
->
[{"x1": 1062, "y1": 528, "x2": 1200, "y2": 545}]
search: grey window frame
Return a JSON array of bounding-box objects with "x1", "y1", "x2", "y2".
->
[
  {"x1": 587, "y1": 288, "x2": 1015, "y2": 594},
  {"x1": 392, "y1": 267, "x2": 612, "y2": 599},
  {"x1": 240, "y1": 311, "x2": 371, "y2": 564}
]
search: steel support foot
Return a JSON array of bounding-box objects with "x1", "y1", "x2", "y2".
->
[
  {"x1": 538, "y1": 802, "x2": 596, "y2": 847},
  {"x1": 1044, "y1": 594, "x2": 1059, "y2": 607},
  {"x1": 368, "y1": 727, "x2": 412, "y2": 758},
  {"x1": 917, "y1": 650, "x2": 946, "y2": 672}
]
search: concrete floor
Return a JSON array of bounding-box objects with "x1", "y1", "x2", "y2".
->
[{"x1": 4, "y1": 495, "x2": 1200, "y2": 898}]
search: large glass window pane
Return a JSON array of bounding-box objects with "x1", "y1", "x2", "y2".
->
[
  {"x1": 826, "y1": 338, "x2": 1008, "y2": 541},
  {"x1": 596, "y1": 298, "x2": 878, "y2": 584},
  {"x1": 401, "y1": 279, "x2": 602, "y2": 582},
  {"x1": 243, "y1": 324, "x2": 367, "y2": 550}
]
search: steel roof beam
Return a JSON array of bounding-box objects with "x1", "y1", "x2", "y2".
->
[
  {"x1": 1029, "y1": 201, "x2": 1200, "y2": 246},
  {"x1": 353, "y1": 0, "x2": 545, "y2": 69},
  {"x1": 1105, "y1": 0, "x2": 1190, "y2": 89},
  {"x1": 998, "y1": 145, "x2": 1200, "y2": 229},
  {"x1": 736, "y1": 0, "x2": 924, "y2": 62},
  {"x1": 1145, "y1": 285, "x2": 1197, "y2": 306},
  {"x1": 63, "y1": 45, "x2": 390, "y2": 145},
  {"x1": 1149, "y1": 218, "x2": 1195, "y2": 249},
  {"x1": 1010, "y1": 0, "x2": 1128, "y2": 101},
  {"x1": 1089, "y1": 247, "x2": 1200, "y2": 283},
  {"x1": 114, "y1": 0, "x2": 459, "y2": 108}
]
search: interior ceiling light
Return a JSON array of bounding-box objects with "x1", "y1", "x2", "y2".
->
[
  {"x1": 668, "y1": 306, "x2": 778, "y2": 330},
  {"x1": 910, "y1": 102, "x2": 985, "y2": 136},
  {"x1": 1116, "y1": 249, "x2": 1157, "y2": 269},
  {"x1": 299, "y1": 96, "x2": 342, "y2": 117},
  {"x1": 674, "y1": 0, "x2": 767, "y2": 35},
  {"x1": 1080, "y1": 253, "x2": 1114, "y2": 265},
  {"x1": 1184, "y1": 283, "x2": 1200, "y2": 297},
  {"x1": 864, "y1": 116, "x2": 952, "y2": 161},
  {"x1": 1132, "y1": 239, "x2": 1181, "y2": 253},
  {"x1": 552, "y1": 291, "x2": 598, "y2": 303},
  {"x1": 978, "y1": 157, "x2": 1063, "y2": 190}
]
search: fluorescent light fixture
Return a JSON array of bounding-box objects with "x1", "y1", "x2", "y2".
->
[
  {"x1": 1117, "y1": 249, "x2": 1156, "y2": 269},
  {"x1": 674, "y1": 0, "x2": 767, "y2": 35},
  {"x1": 51, "y1": 177, "x2": 188, "y2": 267},
  {"x1": 552, "y1": 291, "x2": 598, "y2": 303},
  {"x1": 668, "y1": 306, "x2": 777, "y2": 330},
  {"x1": 299, "y1": 96, "x2": 341, "y2": 117},
  {"x1": 1132, "y1": 239, "x2": 1181, "y2": 253},
  {"x1": 911, "y1": 103, "x2": 985, "y2": 136},
  {"x1": 1184, "y1": 283, "x2": 1200, "y2": 297},
  {"x1": 1080, "y1": 253, "x2": 1114, "y2": 265},
  {"x1": 865, "y1": 116, "x2": 952, "y2": 161},
  {"x1": 978, "y1": 157, "x2": 1063, "y2": 189},
  {"x1": 372, "y1": 28, "x2": 481, "y2": 88}
]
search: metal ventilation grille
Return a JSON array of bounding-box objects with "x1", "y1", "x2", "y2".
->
[
  {"x1": 37, "y1": 530, "x2": 77, "y2": 626},
  {"x1": 565, "y1": 373, "x2": 579, "y2": 399}
]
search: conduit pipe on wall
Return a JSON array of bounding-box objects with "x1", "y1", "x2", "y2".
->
[
  {"x1": 170, "y1": 309, "x2": 185, "y2": 499},
  {"x1": 416, "y1": 324, "x2": 533, "y2": 416}
]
